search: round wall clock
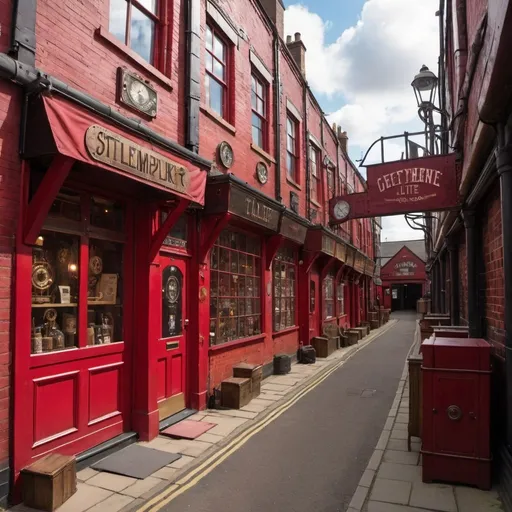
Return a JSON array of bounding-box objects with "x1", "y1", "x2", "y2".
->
[
  {"x1": 256, "y1": 162, "x2": 268, "y2": 184},
  {"x1": 89, "y1": 256, "x2": 103, "y2": 276},
  {"x1": 333, "y1": 200, "x2": 351, "y2": 221},
  {"x1": 218, "y1": 142, "x2": 234, "y2": 169}
]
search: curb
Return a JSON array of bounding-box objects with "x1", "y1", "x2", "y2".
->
[
  {"x1": 134, "y1": 319, "x2": 399, "y2": 512},
  {"x1": 346, "y1": 338, "x2": 415, "y2": 512}
]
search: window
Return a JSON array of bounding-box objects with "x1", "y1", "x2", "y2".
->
[
  {"x1": 210, "y1": 229, "x2": 261, "y2": 345},
  {"x1": 323, "y1": 273, "x2": 334, "y2": 318},
  {"x1": 251, "y1": 74, "x2": 267, "y2": 149},
  {"x1": 286, "y1": 116, "x2": 299, "y2": 181},
  {"x1": 337, "y1": 282, "x2": 345, "y2": 316},
  {"x1": 327, "y1": 168, "x2": 334, "y2": 196},
  {"x1": 358, "y1": 222, "x2": 363, "y2": 249},
  {"x1": 205, "y1": 23, "x2": 229, "y2": 118},
  {"x1": 310, "y1": 145, "x2": 320, "y2": 202},
  {"x1": 109, "y1": 0, "x2": 160, "y2": 64},
  {"x1": 273, "y1": 247, "x2": 296, "y2": 331},
  {"x1": 31, "y1": 191, "x2": 125, "y2": 354}
]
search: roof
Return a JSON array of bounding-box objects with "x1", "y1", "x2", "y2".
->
[{"x1": 378, "y1": 239, "x2": 426, "y2": 267}]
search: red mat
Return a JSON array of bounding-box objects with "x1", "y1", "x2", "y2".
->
[{"x1": 161, "y1": 420, "x2": 216, "y2": 440}]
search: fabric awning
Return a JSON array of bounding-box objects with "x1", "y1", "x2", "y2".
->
[{"x1": 40, "y1": 95, "x2": 207, "y2": 205}]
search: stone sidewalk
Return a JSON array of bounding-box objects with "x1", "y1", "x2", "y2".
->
[
  {"x1": 348, "y1": 360, "x2": 503, "y2": 512},
  {"x1": 11, "y1": 320, "x2": 397, "y2": 512}
]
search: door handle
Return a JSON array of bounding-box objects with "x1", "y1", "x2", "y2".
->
[{"x1": 184, "y1": 319, "x2": 189, "y2": 327}]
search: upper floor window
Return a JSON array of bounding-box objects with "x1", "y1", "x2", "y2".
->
[
  {"x1": 310, "y1": 145, "x2": 320, "y2": 202},
  {"x1": 286, "y1": 116, "x2": 299, "y2": 182},
  {"x1": 251, "y1": 74, "x2": 267, "y2": 149},
  {"x1": 205, "y1": 24, "x2": 229, "y2": 118},
  {"x1": 109, "y1": 0, "x2": 160, "y2": 64}
]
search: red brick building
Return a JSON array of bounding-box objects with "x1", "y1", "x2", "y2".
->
[
  {"x1": 428, "y1": 0, "x2": 512, "y2": 506},
  {"x1": 379, "y1": 240, "x2": 427, "y2": 311},
  {"x1": 0, "y1": 0, "x2": 380, "y2": 502}
]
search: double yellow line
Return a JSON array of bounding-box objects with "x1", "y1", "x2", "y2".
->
[{"x1": 139, "y1": 320, "x2": 398, "y2": 511}]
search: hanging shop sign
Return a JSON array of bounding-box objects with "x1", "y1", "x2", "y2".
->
[
  {"x1": 279, "y1": 212, "x2": 308, "y2": 244},
  {"x1": 305, "y1": 227, "x2": 336, "y2": 256},
  {"x1": 335, "y1": 242, "x2": 347, "y2": 263},
  {"x1": 329, "y1": 153, "x2": 458, "y2": 223}
]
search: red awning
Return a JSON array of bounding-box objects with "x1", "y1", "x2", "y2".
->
[{"x1": 42, "y1": 95, "x2": 207, "y2": 205}]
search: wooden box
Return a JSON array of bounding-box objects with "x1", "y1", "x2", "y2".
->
[
  {"x1": 21, "y1": 453, "x2": 77, "y2": 511},
  {"x1": 311, "y1": 336, "x2": 336, "y2": 358},
  {"x1": 233, "y1": 363, "x2": 263, "y2": 398},
  {"x1": 347, "y1": 330, "x2": 359, "y2": 346},
  {"x1": 370, "y1": 320, "x2": 379, "y2": 330},
  {"x1": 221, "y1": 377, "x2": 252, "y2": 409},
  {"x1": 274, "y1": 354, "x2": 291, "y2": 375}
]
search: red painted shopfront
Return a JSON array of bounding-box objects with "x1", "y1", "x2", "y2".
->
[{"x1": 12, "y1": 94, "x2": 210, "y2": 493}]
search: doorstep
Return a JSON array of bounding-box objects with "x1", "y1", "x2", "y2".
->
[
  {"x1": 8, "y1": 320, "x2": 397, "y2": 512},
  {"x1": 348, "y1": 355, "x2": 503, "y2": 512}
]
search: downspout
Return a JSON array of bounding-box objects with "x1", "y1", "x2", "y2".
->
[
  {"x1": 303, "y1": 85, "x2": 310, "y2": 220},
  {"x1": 10, "y1": 0, "x2": 37, "y2": 66},
  {"x1": 273, "y1": 34, "x2": 282, "y2": 202},
  {"x1": 185, "y1": 0, "x2": 201, "y2": 153},
  {"x1": 438, "y1": 0, "x2": 448, "y2": 153},
  {"x1": 0, "y1": 53, "x2": 212, "y2": 168}
]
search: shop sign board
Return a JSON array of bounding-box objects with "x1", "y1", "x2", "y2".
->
[
  {"x1": 279, "y1": 214, "x2": 308, "y2": 244},
  {"x1": 229, "y1": 186, "x2": 281, "y2": 231},
  {"x1": 329, "y1": 153, "x2": 458, "y2": 223},
  {"x1": 335, "y1": 242, "x2": 347, "y2": 263}
]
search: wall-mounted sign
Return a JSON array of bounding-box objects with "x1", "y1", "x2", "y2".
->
[
  {"x1": 117, "y1": 68, "x2": 157, "y2": 118},
  {"x1": 229, "y1": 186, "x2": 280, "y2": 231},
  {"x1": 85, "y1": 125, "x2": 190, "y2": 195},
  {"x1": 280, "y1": 214, "x2": 308, "y2": 244},
  {"x1": 335, "y1": 242, "x2": 346, "y2": 263},
  {"x1": 329, "y1": 153, "x2": 458, "y2": 222},
  {"x1": 321, "y1": 235, "x2": 336, "y2": 256},
  {"x1": 218, "y1": 141, "x2": 234, "y2": 169},
  {"x1": 290, "y1": 191, "x2": 299, "y2": 213}
]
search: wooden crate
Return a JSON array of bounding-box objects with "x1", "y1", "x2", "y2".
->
[
  {"x1": 221, "y1": 377, "x2": 252, "y2": 409},
  {"x1": 311, "y1": 336, "x2": 336, "y2": 358},
  {"x1": 273, "y1": 354, "x2": 291, "y2": 375},
  {"x1": 233, "y1": 363, "x2": 263, "y2": 398},
  {"x1": 370, "y1": 320, "x2": 379, "y2": 330},
  {"x1": 21, "y1": 454, "x2": 76, "y2": 511},
  {"x1": 347, "y1": 331, "x2": 359, "y2": 346}
]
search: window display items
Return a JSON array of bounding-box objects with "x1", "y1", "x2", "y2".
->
[
  {"x1": 97, "y1": 274, "x2": 118, "y2": 304},
  {"x1": 31, "y1": 327, "x2": 43, "y2": 354},
  {"x1": 31, "y1": 258, "x2": 54, "y2": 304},
  {"x1": 63, "y1": 313, "x2": 77, "y2": 348},
  {"x1": 59, "y1": 286, "x2": 71, "y2": 304}
]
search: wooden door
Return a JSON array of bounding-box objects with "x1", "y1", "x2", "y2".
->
[
  {"x1": 309, "y1": 273, "x2": 320, "y2": 340},
  {"x1": 156, "y1": 256, "x2": 188, "y2": 420}
]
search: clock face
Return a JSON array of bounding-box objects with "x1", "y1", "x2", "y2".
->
[
  {"x1": 333, "y1": 200, "x2": 350, "y2": 220},
  {"x1": 218, "y1": 142, "x2": 234, "y2": 169},
  {"x1": 256, "y1": 162, "x2": 268, "y2": 184},
  {"x1": 128, "y1": 80, "x2": 151, "y2": 108}
]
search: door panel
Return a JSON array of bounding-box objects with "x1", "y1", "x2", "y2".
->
[
  {"x1": 309, "y1": 274, "x2": 320, "y2": 340},
  {"x1": 156, "y1": 256, "x2": 187, "y2": 420}
]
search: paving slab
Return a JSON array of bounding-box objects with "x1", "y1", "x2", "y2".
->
[
  {"x1": 359, "y1": 469, "x2": 376, "y2": 488},
  {"x1": 168, "y1": 454, "x2": 195, "y2": 468},
  {"x1": 120, "y1": 476, "x2": 164, "y2": 498},
  {"x1": 383, "y1": 449, "x2": 419, "y2": 465},
  {"x1": 77, "y1": 466, "x2": 99, "y2": 482},
  {"x1": 454, "y1": 486, "x2": 503, "y2": 511},
  {"x1": 195, "y1": 432, "x2": 225, "y2": 444},
  {"x1": 390, "y1": 429, "x2": 408, "y2": 440},
  {"x1": 54, "y1": 483, "x2": 113, "y2": 512},
  {"x1": 86, "y1": 493, "x2": 135, "y2": 512},
  {"x1": 409, "y1": 481, "x2": 457, "y2": 512},
  {"x1": 367, "y1": 501, "x2": 427, "y2": 512},
  {"x1": 370, "y1": 478, "x2": 411, "y2": 505},
  {"x1": 377, "y1": 462, "x2": 422, "y2": 483},
  {"x1": 87, "y1": 472, "x2": 138, "y2": 492},
  {"x1": 150, "y1": 466, "x2": 179, "y2": 480},
  {"x1": 209, "y1": 408, "x2": 259, "y2": 419}
]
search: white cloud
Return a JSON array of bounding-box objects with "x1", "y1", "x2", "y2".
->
[{"x1": 284, "y1": 0, "x2": 439, "y2": 241}]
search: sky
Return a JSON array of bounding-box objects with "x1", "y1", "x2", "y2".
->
[{"x1": 283, "y1": 0, "x2": 440, "y2": 242}]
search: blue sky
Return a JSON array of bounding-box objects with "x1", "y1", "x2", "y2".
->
[{"x1": 283, "y1": 0, "x2": 439, "y2": 241}]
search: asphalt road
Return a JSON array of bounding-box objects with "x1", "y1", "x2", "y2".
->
[{"x1": 159, "y1": 312, "x2": 416, "y2": 512}]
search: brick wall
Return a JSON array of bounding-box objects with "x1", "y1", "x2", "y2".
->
[
  {"x1": 458, "y1": 230, "x2": 468, "y2": 325},
  {"x1": 480, "y1": 186, "x2": 505, "y2": 358}
]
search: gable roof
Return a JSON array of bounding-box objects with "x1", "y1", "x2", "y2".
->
[{"x1": 379, "y1": 239, "x2": 426, "y2": 267}]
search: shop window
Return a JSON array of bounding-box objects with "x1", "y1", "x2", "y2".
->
[
  {"x1": 109, "y1": 0, "x2": 161, "y2": 64},
  {"x1": 286, "y1": 116, "x2": 299, "y2": 182},
  {"x1": 310, "y1": 280, "x2": 315, "y2": 313},
  {"x1": 205, "y1": 23, "x2": 229, "y2": 119},
  {"x1": 337, "y1": 282, "x2": 345, "y2": 316},
  {"x1": 31, "y1": 191, "x2": 125, "y2": 355},
  {"x1": 310, "y1": 145, "x2": 321, "y2": 202},
  {"x1": 210, "y1": 229, "x2": 261, "y2": 346},
  {"x1": 251, "y1": 73, "x2": 267, "y2": 150},
  {"x1": 272, "y1": 247, "x2": 297, "y2": 331},
  {"x1": 162, "y1": 211, "x2": 188, "y2": 249},
  {"x1": 162, "y1": 265, "x2": 183, "y2": 337},
  {"x1": 323, "y1": 274, "x2": 334, "y2": 319}
]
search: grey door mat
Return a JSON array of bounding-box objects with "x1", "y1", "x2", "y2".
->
[{"x1": 92, "y1": 444, "x2": 181, "y2": 479}]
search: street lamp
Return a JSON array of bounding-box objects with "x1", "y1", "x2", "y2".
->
[{"x1": 411, "y1": 65, "x2": 442, "y2": 156}]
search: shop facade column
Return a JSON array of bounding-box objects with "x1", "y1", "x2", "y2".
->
[
  {"x1": 447, "y1": 237, "x2": 460, "y2": 325},
  {"x1": 463, "y1": 209, "x2": 481, "y2": 338}
]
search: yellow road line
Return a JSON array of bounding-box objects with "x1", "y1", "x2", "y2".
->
[{"x1": 139, "y1": 319, "x2": 398, "y2": 512}]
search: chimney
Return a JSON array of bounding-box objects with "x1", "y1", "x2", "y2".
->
[
  {"x1": 286, "y1": 32, "x2": 307, "y2": 76},
  {"x1": 260, "y1": 0, "x2": 285, "y2": 40},
  {"x1": 337, "y1": 127, "x2": 348, "y2": 153}
]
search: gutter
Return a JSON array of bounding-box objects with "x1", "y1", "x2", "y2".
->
[
  {"x1": 0, "y1": 53, "x2": 212, "y2": 169},
  {"x1": 273, "y1": 34, "x2": 282, "y2": 202}
]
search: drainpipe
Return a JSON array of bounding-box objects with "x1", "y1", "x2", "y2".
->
[
  {"x1": 462, "y1": 209, "x2": 480, "y2": 337},
  {"x1": 273, "y1": 34, "x2": 282, "y2": 202},
  {"x1": 185, "y1": 0, "x2": 200, "y2": 153},
  {"x1": 496, "y1": 122, "x2": 512, "y2": 446},
  {"x1": 0, "y1": 53, "x2": 212, "y2": 168},
  {"x1": 10, "y1": 0, "x2": 37, "y2": 66},
  {"x1": 303, "y1": 86, "x2": 310, "y2": 220},
  {"x1": 447, "y1": 237, "x2": 460, "y2": 325}
]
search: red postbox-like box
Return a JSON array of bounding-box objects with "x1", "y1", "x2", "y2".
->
[{"x1": 421, "y1": 336, "x2": 491, "y2": 489}]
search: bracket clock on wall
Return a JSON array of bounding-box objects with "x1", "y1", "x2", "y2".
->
[{"x1": 117, "y1": 67, "x2": 158, "y2": 118}]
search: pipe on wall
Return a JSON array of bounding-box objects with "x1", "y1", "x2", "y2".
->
[
  {"x1": 462, "y1": 209, "x2": 480, "y2": 337},
  {"x1": 273, "y1": 35, "x2": 282, "y2": 202},
  {"x1": 0, "y1": 53, "x2": 212, "y2": 169}
]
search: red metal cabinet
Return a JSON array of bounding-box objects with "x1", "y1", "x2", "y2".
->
[{"x1": 421, "y1": 337, "x2": 491, "y2": 489}]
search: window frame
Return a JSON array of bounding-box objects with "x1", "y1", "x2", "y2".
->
[
  {"x1": 209, "y1": 228, "x2": 263, "y2": 347},
  {"x1": 109, "y1": 0, "x2": 163, "y2": 68},
  {"x1": 323, "y1": 273, "x2": 335, "y2": 319},
  {"x1": 205, "y1": 22, "x2": 231, "y2": 120},
  {"x1": 251, "y1": 72, "x2": 269, "y2": 150},
  {"x1": 337, "y1": 281, "x2": 345, "y2": 316},
  {"x1": 286, "y1": 115, "x2": 300, "y2": 183},
  {"x1": 272, "y1": 246, "x2": 297, "y2": 332},
  {"x1": 310, "y1": 144, "x2": 321, "y2": 203}
]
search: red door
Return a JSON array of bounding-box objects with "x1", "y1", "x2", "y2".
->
[
  {"x1": 156, "y1": 255, "x2": 188, "y2": 420},
  {"x1": 309, "y1": 273, "x2": 320, "y2": 340}
]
